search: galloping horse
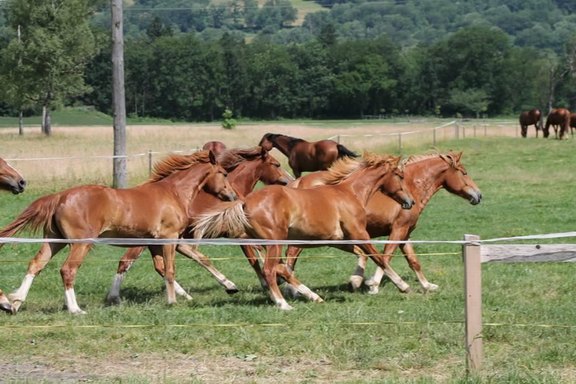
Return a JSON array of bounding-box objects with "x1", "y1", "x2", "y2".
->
[
  {"x1": 0, "y1": 156, "x2": 26, "y2": 194},
  {"x1": 194, "y1": 153, "x2": 414, "y2": 310},
  {"x1": 106, "y1": 146, "x2": 292, "y2": 304},
  {"x1": 544, "y1": 108, "x2": 571, "y2": 139},
  {"x1": 258, "y1": 133, "x2": 358, "y2": 178},
  {"x1": 0, "y1": 156, "x2": 26, "y2": 313},
  {"x1": 0, "y1": 150, "x2": 237, "y2": 314},
  {"x1": 202, "y1": 141, "x2": 227, "y2": 156},
  {"x1": 519, "y1": 109, "x2": 542, "y2": 138},
  {"x1": 285, "y1": 152, "x2": 482, "y2": 294}
]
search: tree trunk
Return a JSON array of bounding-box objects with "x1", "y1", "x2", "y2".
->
[
  {"x1": 41, "y1": 105, "x2": 52, "y2": 136},
  {"x1": 18, "y1": 110, "x2": 24, "y2": 136}
]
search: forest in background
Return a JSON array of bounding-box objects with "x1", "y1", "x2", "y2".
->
[{"x1": 0, "y1": 0, "x2": 575, "y2": 123}]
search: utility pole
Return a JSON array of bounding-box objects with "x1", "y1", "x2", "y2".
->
[{"x1": 111, "y1": 0, "x2": 127, "y2": 188}]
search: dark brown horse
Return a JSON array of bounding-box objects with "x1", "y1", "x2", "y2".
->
[
  {"x1": 570, "y1": 113, "x2": 576, "y2": 137},
  {"x1": 194, "y1": 153, "x2": 414, "y2": 310},
  {"x1": 544, "y1": 108, "x2": 571, "y2": 139},
  {"x1": 202, "y1": 141, "x2": 227, "y2": 156},
  {"x1": 258, "y1": 133, "x2": 358, "y2": 178},
  {"x1": 285, "y1": 152, "x2": 482, "y2": 294},
  {"x1": 519, "y1": 109, "x2": 542, "y2": 138},
  {"x1": 105, "y1": 146, "x2": 292, "y2": 304},
  {"x1": 0, "y1": 156, "x2": 26, "y2": 313},
  {"x1": 0, "y1": 150, "x2": 237, "y2": 314},
  {"x1": 0, "y1": 157, "x2": 26, "y2": 194}
]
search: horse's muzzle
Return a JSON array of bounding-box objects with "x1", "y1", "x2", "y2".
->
[
  {"x1": 467, "y1": 189, "x2": 482, "y2": 205},
  {"x1": 401, "y1": 197, "x2": 415, "y2": 210}
]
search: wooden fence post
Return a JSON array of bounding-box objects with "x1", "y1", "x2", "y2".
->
[{"x1": 463, "y1": 234, "x2": 483, "y2": 374}]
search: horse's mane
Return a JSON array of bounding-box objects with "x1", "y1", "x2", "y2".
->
[
  {"x1": 263, "y1": 133, "x2": 304, "y2": 150},
  {"x1": 403, "y1": 151, "x2": 462, "y2": 168},
  {"x1": 320, "y1": 152, "x2": 400, "y2": 185},
  {"x1": 217, "y1": 146, "x2": 262, "y2": 171},
  {"x1": 147, "y1": 150, "x2": 211, "y2": 183}
]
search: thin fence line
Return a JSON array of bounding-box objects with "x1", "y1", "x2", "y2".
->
[
  {"x1": 1, "y1": 321, "x2": 573, "y2": 331},
  {"x1": 1, "y1": 232, "x2": 575, "y2": 246}
]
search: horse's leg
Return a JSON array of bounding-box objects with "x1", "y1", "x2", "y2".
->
[
  {"x1": 275, "y1": 262, "x2": 324, "y2": 304},
  {"x1": 349, "y1": 245, "x2": 368, "y2": 291},
  {"x1": 262, "y1": 244, "x2": 293, "y2": 310},
  {"x1": 106, "y1": 245, "x2": 146, "y2": 305},
  {"x1": 155, "y1": 244, "x2": 178, "y2": 304},
  {"x1": 9, "y1": 242, "x2": 66, "y2": 313},
  {"x1": 0, "y1": 289, "x2": 11, "y2": 313},
  {"x1": 284, "y1": 245, "x2": 302, "y2": 272},
  {"x1": 400, "y1": 242, "x2": 438, "y2": 292},
  {"x1": 357, "y1": 243, "x2": 411, "y2": 293},
  {"x1": 241, "y1": 244, "x2": 268, "y2": 289},
  {"x1": 176, "y1": 243, "x2": 239, "y2": 294},
  {"x1": 60, "y1": 243, "x2": 93, "y2": 314}
]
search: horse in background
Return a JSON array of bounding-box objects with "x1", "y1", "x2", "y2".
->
[
  {"x1": 202, "y1": 141, "x2": 227, "y2": 156},
  {"x1": 519, "y1": 109, "x2": 542, "y2": 138},
  {"x1": 570, "y1": 113, "x2": 576, "y2": 137},
  {"x1": 0, "y1": 150, "x2": 237, "y2": 314},
  {"x1": 544, "y1": 108, "x2": 571, "y2": 139},
  {"x1": 0, "y1": 157, "x2": 26, "y2": 194},
  {"x1": 258, "y1": 133, "x2": 358, "y2": 178}
]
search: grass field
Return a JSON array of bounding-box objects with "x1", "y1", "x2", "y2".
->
[{"x1": 0, "y1": 119, "x2": 574, "y2": 383}]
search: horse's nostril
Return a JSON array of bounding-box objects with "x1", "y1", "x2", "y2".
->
[{"x1": 19, "y1": 179, "x2": 27, "y2": 187}]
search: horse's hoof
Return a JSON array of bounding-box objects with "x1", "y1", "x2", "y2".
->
[
  {"x1": 10, "y1": 299, "x2": 22, "y2": 313},
  {"x1": 348, "y1": 276, "x2": 364, "y2": 292},
  {"x1": 105, "y1": 295, "x2": 121, "y2": 306},
  {"x1": 0, "y1": 302, "x2": 12, "y2": 314},
  {"x1": 399, "y1": 286, "x2": 411, "y2": 294},
  {"x1": 225, "y1": 287, "x2": 239, "y2": 295},
  {"x1": 424, "y1": 283, "x2": 439, "y2": 292}
]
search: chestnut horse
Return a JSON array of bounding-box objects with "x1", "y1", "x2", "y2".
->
[
  {"x1": 106, "y1": 146, "x2": 292, "y2": 305},
  {"x1": 0, "y1": 156, "x2": 26, "y2": 194},
  {"x1": 0, "y1": 156, "x2": 26, "y2": 313},
  {"x1": 194, "y1": 153, "x2": 414, "y2": 310},
  {"x1": 258, "y1": 133, "x2": 358, "y2": 178},
  {"x1": 544, "y1": 108, "x2": 571, "y2": 139},
  {"x1": 0, "y1": 151, "x2": 237, "y2": 314},
  {"x1": 285, "y1": 152, "x2": 482, "y2": 294},
  {"x1": 519, "y1": 109, "x2": 542, "y2": 138},
  {"x1": 202, "y1": 141, "x2": 227, "y2": 156}
]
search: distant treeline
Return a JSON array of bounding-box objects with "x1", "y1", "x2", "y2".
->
[{"x1": 80, "y1": 25, "x2": 575, "y2": 121}]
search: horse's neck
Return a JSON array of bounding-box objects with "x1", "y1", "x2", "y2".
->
[
  {"x1": 227, "y1": 163, "x2": 259, "y2": 197},
  {"x1": 165, "y1": 166, "x2": 208, "y2": 201},
  {"x1": 270, "y1": 137, "x2": 293, "y2": 158},
  {"x1": 406, "y1": 159, "x2": 447, "y2": 207},
  {"x1": 339, "y1": 168, "x2": 383, "y2": 206}
]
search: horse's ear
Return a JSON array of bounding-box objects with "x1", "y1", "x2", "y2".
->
[
  {"x1": 208, "y1": 150, "x2": 217, "y2": 165},
  {"x1": 454, "y1": 151, "x2": 463, "y2": 163},
  {"x1": 260, "y1": 146, "x2": 269, "y2": 158}
]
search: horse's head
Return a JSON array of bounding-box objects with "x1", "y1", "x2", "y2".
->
[
  {"x1": 0, "y1": 157, "x2": 26, "y2": 194},
  {"x1": 440, "y1": 152, "x2": 482, "y2": 205},
  {"x1": 378, "y1": 156, "x2": 414, "y2": 210},
  {"x1": 202, "y1": 150, "x2": 238, "y2": 202},
  {"x1": 257, "y1": 147, "x2": 293, "y2": 185},
  {"x1": 258, "y1": 133, "x2": 276, "y2": 151}
]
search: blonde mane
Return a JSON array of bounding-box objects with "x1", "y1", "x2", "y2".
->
[
  {"x1": 148, "y1": 150, "x2": 211, "y2": 183},
  {"x1": 403, "y1": 151, "x2": 462, "y2": 168},
  {"x1": 320, "y1": 152, "x2": 400, "y2": 185}
]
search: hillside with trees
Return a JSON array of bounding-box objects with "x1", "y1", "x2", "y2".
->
[{"x1": 1, "y1": 0, "x2": 575, "y2": 123}]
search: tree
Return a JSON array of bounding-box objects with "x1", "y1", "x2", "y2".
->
[{"x1": 2, "y1": 0, "x2": 98, "y2": 135}]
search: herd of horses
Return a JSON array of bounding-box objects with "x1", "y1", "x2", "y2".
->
[
  {"x1": 519, "y1": 107, "x2": 576, "y2": 139},
  {"x1": 0, "y1": 132, "x2": 482, "y2": 314}
]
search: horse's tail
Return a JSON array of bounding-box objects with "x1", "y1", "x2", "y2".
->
[
  {"x1": 193, "y1": 200, "x2": 251, "y2": 239},
  {"x1": 336, "y1": 144, "x2": 359, "y2": 159},
  {"x1": 0, "y1": 193, "x2": 60, "y2": 250}
]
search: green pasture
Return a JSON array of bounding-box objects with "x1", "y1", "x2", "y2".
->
[{"x1": 0, "y1": 135, "x2": 575, "y2": 383}]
